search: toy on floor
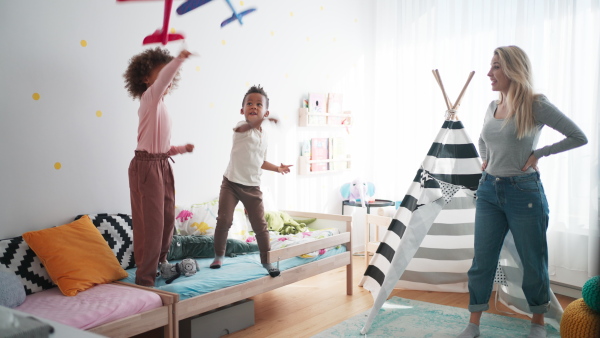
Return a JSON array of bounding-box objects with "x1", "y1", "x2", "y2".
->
[
  {"x1": 340, "y1": 178, "x2": 375, "y2": 207},
  {"x1": 159, "y1": 258, "x2": 199, "y2": 284},
  {"x1": 117, "y1": 0, "x2": 185, "y2": 45},
  {"x1": 176, "y1": 0, "x2": 257, "y2": 27}
]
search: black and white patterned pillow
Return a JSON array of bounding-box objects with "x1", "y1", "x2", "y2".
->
[
  {"x1": 75, "y1": 214, "x2": 135, "y2": 270},
  {"x1": 0, "y1": 236, "x2": 55, "y2": 295}
]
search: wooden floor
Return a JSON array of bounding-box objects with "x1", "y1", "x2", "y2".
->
[{"x1": 225, "y1": 255, "x2": 576, "y2": 338}]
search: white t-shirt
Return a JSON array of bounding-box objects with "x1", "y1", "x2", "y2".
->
[{"x1": 224, "y1": 121, "x2": 268, "y2": 186}]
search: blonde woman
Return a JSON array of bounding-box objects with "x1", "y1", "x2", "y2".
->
[{"x1": 457, "y1": 46, "x2": 587, "y2": 338}]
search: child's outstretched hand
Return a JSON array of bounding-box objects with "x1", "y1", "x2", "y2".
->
[
  {"x1": 266, "y1": 117, "x2": 279, "y2": 124},
  {"x1": 277, "y1": 163, "x2": 293, "y2": 175},
  {"x1": 178, "y1": 49, "x2": 192, "y2": 59},
  {"x1": 185, "y1": 144, "x2": 195, "y2": 153}
]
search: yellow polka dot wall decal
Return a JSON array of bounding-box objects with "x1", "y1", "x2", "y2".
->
[
  {"x1": 320, "y1": 6, "x2": 324, "y2": 10},
  {"x1": 54, "y1": 162, "x2": 62, "y2": 170},
  {"x1": 270, "y1": 31, "x2": 275, "y2": 36},
  {"x1": 196, "y1": 66, "x2": 201, "y2": 72},
  {"x1": 245, "y1": 82, "x2": 250, "y2": 87},
  {"x1": 221, "y1": 40, "x2": 226, "y2": 45},
  {"x1": 306, "y1": 37, "x2": 310, "y2": 42},
  {"x1": 355, "y1": 18, "x2": 359, "y2": 23},
  {"x1": 290, "y1": 12, "x2": 294, "y2": 17},
  {"x1": 285, "y1": 73, "x2": 289, "y2": 79},
  {"x1": 240, "y1": 1, "x2": 244, "y2": 5},
  {"x1": 80, "y1": 40, "x2": 87, "y2": 47},
  {"x1": 96, "y1": 110, "x2": 102, "y2": 117},
  {"x1": 210, "y1": 102, "x2": 215, "y2": 108},
  {"x1": 32, "y1": 93, "x2": 40, "y2": 100},
  {"x1": 170, "y1": 27, "x2": 176, "y2": 33},
  {"x1": 333, "y1": 37, "x2": 337, "y2": 42}
]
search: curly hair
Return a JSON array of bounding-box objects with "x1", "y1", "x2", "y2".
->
[
  {"x1": 123, "y1": 47, "x2": 180, "y2": 99},
  {"x1": 242, "y1": 84, "x2": 269, "y2": 109}
]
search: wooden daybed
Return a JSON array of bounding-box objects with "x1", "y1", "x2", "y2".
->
[{"x1": 9, "y1": 210, "x2": 351, "y2": 338}]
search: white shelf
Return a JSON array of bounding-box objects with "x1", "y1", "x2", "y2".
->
[
  {"x1": 297, "y1": 107, "x2": 353, "y2": 175},
  {"x1": 298, "y1": 108, "x2": 352, "y2": 127},
  {"x1": 297, "y1": 155, "x2": 352, "y2": 175}
]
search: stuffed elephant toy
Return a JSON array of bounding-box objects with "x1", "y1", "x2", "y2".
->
[{"x1": 340, "y1": 178, "x2": 375, "y2": 207}]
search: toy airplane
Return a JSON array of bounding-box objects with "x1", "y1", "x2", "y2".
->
[
  {"x1": 176, "y1": 0, "x2": 257, "y2": 27},
  {"x1": 117, "y1": 0, "x2": 185, "y2": 45}
]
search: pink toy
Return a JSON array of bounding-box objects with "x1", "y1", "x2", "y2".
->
[
  {"x1": 117, "y1": 0, "x2": 185, "y2": 45},
  {"x1": 176, "y1": 210, "x2": 193, "y2": 222}
]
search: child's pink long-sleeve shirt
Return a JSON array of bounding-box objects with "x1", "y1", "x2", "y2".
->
[{"x1": 135, "y1": 57, "x2": 187, "y2": 155}]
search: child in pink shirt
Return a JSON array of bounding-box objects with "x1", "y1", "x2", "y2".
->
[{"x1": 123, "y1": 47, "x2": 194, "y2": 286}]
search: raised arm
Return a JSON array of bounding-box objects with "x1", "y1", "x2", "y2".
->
[
  {"x1": 235, "y1": 117, "x2": 279, "y2": 133},
  {"x1": 146, "y1": 50, "x2": 192, "y2": 103}
]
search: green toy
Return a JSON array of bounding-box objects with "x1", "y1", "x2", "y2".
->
[
  {"x1": 167, "y1": 235, "x2": 259, "y2": 260},
  {"x1": 264, "y1": 211, "x2": 316, "y2": 235}
]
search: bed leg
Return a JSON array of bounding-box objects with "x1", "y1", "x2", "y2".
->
[
  {"x1": 164, "y1": 303, "x2": 177, "y2": 338},
  {"x1": 346, "y1": 262, "x2": 353, "y2": 295}
]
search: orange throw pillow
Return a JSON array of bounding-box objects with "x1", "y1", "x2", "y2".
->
[{"x1": 22, "y1": 215, "x2": 128, "y2": 296}]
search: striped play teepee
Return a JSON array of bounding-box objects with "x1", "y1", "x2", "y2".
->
[{"x1": 359, "y1": 71, "x2": 563, "y2": 334}]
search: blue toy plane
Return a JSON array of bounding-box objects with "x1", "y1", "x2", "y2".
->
[{"x1": 176, "y1": 0, "x2": 257, "y2": 27}]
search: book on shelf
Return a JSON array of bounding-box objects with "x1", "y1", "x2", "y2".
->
[
  {"x1": 308, "y1": 93, "x2": 327, "y2": 125},
  {"x1": 327, "y1": 93, "x2": 344, "y2": 125},
  {"x1": 331, "y1": 137, "x2": 348, "y2": 171},
  {"x1": 300, "y1": 139, "x2": 311, "y2": 157},
  {"x1": 310, "y1": 137, "x2": 329, "y2": 172}
]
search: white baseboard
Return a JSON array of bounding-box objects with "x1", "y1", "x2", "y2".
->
[{"x1": 550, "y1": 281, "x2": 582, "y2": 299}]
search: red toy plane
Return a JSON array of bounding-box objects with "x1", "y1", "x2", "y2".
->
[{"x1": 117, "y1": 0, "x2": 185, "y2": 45}]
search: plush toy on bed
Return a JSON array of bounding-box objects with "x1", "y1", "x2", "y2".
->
[
  {"x1": 264, "y1": 211, "x2": 317, "y2": 235},
  {"x1": 159, "y1": 258, "x2": 199, "y2": 284}
]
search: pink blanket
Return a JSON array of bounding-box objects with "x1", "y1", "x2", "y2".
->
[{"x1": 16, "y1": 283, "x2": 163, "y2": 330}]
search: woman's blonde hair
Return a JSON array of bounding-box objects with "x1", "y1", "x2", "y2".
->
[{"x1": 494, "y1": 46, "x2": 538, "y2": 139}]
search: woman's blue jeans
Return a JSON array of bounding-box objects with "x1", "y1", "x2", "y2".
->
[{"x1": 467, "y1": 171, "x2": 550, "y2": 314}]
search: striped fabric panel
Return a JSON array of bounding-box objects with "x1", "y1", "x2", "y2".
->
[
  {"x1": 406, "y1": 257, "x2": 473, "y2": 272},
  {"x1": 361, "y1": 120, "x2": 481, "y2": 297},
  {"x1": 398, "y1": 193, "x2": 475, "y2": 291},
  {"x1": 395, "y1": 279, "x2": 469, "y2": 293}
]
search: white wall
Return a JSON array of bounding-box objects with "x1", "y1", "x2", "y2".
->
[{"x1": 0, "y1": 0, "x2": 375, "y2": 238}]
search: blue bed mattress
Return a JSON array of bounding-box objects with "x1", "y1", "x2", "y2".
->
[{"x1": 120, "y1": 246, "x2": 346, "y2": 301}]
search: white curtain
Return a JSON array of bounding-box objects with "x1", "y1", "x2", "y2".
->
[{"x1": 371, "y1": 0, "x2": 600, "y2": 287}]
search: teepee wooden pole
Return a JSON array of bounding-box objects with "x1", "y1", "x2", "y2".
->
[
  {"x1": 433, "y1": 69, "x2": 453, "y2": 110},
  {"x1": 452, "y1": 71, "x2": 475, "y2": 110}
]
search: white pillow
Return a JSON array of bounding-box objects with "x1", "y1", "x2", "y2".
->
[{"x1": 175, "y1": 199, "x2": 250, "y2": 239}]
